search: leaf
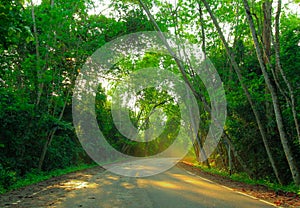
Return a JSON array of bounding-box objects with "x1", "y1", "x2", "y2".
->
[
  {"x1": 8, "y1": 27, "x2": 16, "y2": 36},
  {"x1": 25, "y1": 36, "x2": 34, "y2": 43},
  {"x1": 24, "y1": 26, "x2": 33, "y2": 37}
]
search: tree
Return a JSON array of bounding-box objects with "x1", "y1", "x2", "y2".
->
[
  {"x1": 200, "y1": 0, "x2": 282, "y2": 184},
  {"x1": 242, "y1": 0, "x2": 300, "y2": 185}
]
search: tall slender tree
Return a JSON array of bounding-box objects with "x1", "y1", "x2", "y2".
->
[
  {"x1": 242, "y1": 0, "x2": 300, "y2": 185},
  {"x1": 200, "y1": 0, "x2": 282, "y2": 184}
]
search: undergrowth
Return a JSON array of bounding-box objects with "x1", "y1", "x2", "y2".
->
[
  {"x1": 192, "y1": 162, "x2": 300, "y2": 196},
  {"x1": 0, "y1": 163, "x2": 97, "y2": 194}
]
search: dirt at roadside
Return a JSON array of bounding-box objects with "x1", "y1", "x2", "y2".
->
[
  {"x1": 177, "y1": 161, "x2": 300, "y2": 208},
  {"x1": 0, "y1": 166, "x2": 105, "y2": 208}
]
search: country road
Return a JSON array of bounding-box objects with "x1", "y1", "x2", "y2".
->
[
  {"x1": 53, "y1": 164, "x2": 275, "y2": 208},
  {"x1": 1, "y1": 161, "x2": 280, "y2": 208}
]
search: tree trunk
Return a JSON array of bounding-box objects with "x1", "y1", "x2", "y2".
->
[
  {"x1": 223, "y1": 132, "x2": 253, "y2": 177},
  {"x1": 200, "y1": 0, "x2": 283, "y2": 184},
  {"x1": 30, "y1": 0, "x2": 44, "y2": 106},
  {"x1": 262, "y1": 0, "x2": 272, "y2": 64},
  {"x1": 197, "y1": 2, "x2": 206, "y2": 60},
  {"x1": 38, "y1": 126, "x2": 57, "y2": 171},
  {"x1": 242, "y1": 0, "x2": 300, "y2": 185},
  {"x1": 38, "y1": 89, "x2": 70, "y2": 171},
  {"x1": 273, "y1": 0, "x2": 300, "y2": 144},
  {"x1": 197, "y1": 132, "x2": 211, "y2": 168},
  {"x1": 139, "y1": 0, "x2": 260, "y2": 179}
]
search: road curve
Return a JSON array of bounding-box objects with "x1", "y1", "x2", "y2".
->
[{"x1": 55, "y1": 164, "x2": 275, "y2": 208}]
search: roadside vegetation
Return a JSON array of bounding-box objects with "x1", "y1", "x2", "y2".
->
[
  {"x1": 0, "y1": 163, "x2": 97, "y2": 194},
  {"x1": 195, "y1": 162, "x2": 300, "y2": 195}
]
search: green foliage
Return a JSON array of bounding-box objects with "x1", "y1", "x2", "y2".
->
[
  {"x1": 0, "y1": 163, "x2": 97, "y2": 194},
  {"x1": 0, "y1": 0, "x2": 32, "y2": 49},
  {"x1": 0, "y1": 0, "x2": 300, "y2": 192},
  {"x1": 0, "y1": 164, "x2": 17, "y2": 193},
  {"x1": 194, "y1": 163, "x2": 300, "y2": 195}
]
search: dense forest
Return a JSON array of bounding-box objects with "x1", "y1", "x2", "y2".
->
[{"x1": 1, "y1": 0, "x2": 300, "y2": 193}]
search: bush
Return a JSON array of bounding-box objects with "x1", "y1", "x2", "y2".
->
[{"x1": 0, "y1": 164, "x2": 17, "y2": 193}]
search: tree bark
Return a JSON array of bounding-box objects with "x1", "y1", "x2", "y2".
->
[
  {"x1": 200, "y1": 0, "x2": 283, "y2": 184},
  {"x1": 273, "y1": 0, "x2": 300, "y2": 144},
  {"x1": 242, "y1": 0, "x2": 300, "y2": 185},
  {"x1": 139, "y1": 0, "x2": 254, "y2": 177},
  {"x1": 197, "y1": 2, "x2": 206, "y2": 60},
  {"x1": 262, "y1": 0, "x2": 272, "y2": 64},
  {"x1": 38, "y1": 89, "x2": 70, "y2": 171},
  {"x1": 223, "y1": 132, "x2": 253, "y2": 177},
  {"x1": 30, "y1": 0, "x2": 44, "y2": 106}
]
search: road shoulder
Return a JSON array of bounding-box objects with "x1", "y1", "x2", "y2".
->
[{"x1": 177, "y1": 162, "x2": 299, "y2": 208}]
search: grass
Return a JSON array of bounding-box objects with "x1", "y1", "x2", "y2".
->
[
  {"x1": 191, "y1": 162, "x2": 300, "y2": 196},
  {"x1": 0, "y1": 157, "x2": 134, "y2": 194},
  {"x1": 0, "y1": 163, "x2": 98, "y2": 194}
]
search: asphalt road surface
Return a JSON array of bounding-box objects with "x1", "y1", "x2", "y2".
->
[{"x1": 54, "y1": 162, "x2": 275, "y2": 208}]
